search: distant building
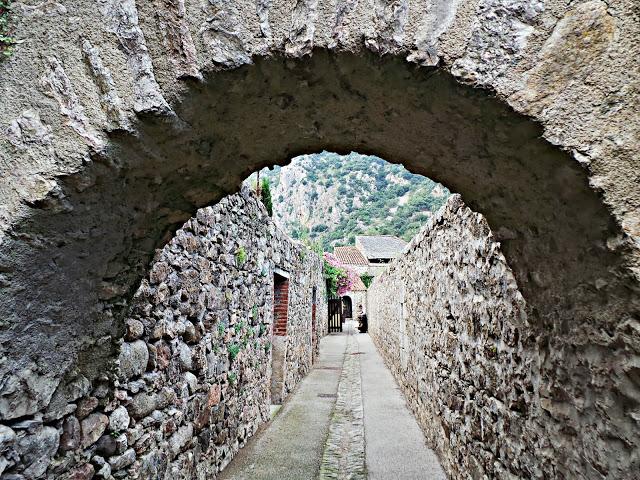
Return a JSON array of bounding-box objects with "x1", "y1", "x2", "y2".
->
[
  {"x1": 333, "y1": 246, "x2": 369, "y2": 275},
  {"x1": 355, "y1": 235, "x2": 407, "y2": 263},
  {"x1": 332, "y1": 235, "x2": 408, "y2": 319},
  {"x1": 334, "y1": 235, "x2": 407, "y2": 277},
  {"x1": 354, "y1": 235, "x2": 407, "y2": 276}
]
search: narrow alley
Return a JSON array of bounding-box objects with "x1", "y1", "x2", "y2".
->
[
  {"x1": 3, "y1": 0, "x2": 639, "y2": 475},
  {"x1": 218, "y1": 323, "x2": 446, "y2": 480}
]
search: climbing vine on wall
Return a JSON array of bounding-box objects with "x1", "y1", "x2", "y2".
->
[
  {"x1": 323, "y1": 253, "x2": 359, "y2": 297},
  {"x1": 0, "y1": 1, "x2": 15, "y2": 60},
  {"x1": 235, "y1": 246, "x2": 247, "y2": 266}
]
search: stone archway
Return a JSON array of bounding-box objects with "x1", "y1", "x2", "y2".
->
[{"x1": 0, "y1": 0, "x2": 638, "y2": 477}]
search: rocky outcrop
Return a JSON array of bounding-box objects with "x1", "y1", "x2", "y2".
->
[
  {"x1": 0, "y1": 189, "x2": 326, "y2": 478},
  {"x1": 257, "y1": 152, "x2": 449, "y2": 249}
]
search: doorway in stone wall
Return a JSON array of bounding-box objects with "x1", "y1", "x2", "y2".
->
[
  {"x1": 342, "y1": 296, "x2": 353, "y2": 321},
  {"x1": 271, "y1": 269, "x2": 290, "y2": 407},
  {"x1": 311, "y1": 286, "x2": 317, "y2": 362}
]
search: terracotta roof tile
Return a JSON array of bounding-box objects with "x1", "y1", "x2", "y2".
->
[
  {"x1": 334, "y1": 246, "x2": 369, "y2": 266},
  {"x1": 350, "y1": 275, "x2": 368, "y2": 291}
]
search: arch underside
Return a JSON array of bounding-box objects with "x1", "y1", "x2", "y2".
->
[
  {"x1": 2, "y1": 50, "x2": 633, "y2": 363},
  {"x1": 0, "y1": 50, "x2": 638, "y2": 476}
]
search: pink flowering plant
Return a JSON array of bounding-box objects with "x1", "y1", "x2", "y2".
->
[{"x1": 323, "y1": 253, "x2": 359, "y2": 297}]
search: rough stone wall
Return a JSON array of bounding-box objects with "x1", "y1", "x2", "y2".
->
[
  {"x1": 0, "y1": 188, "x2": 327, "y2": 479},
  {"x1": 282, "y1": 257, "x2": 327, "y2": 396},
  {"x1": 368, "y1": 195, "x2": 635, "y2": 479},
  {"x1": 0, "y1": 0, "x2": 637, "y2": 418}
]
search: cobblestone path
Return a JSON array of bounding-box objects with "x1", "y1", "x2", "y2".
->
[{"x1": 319, "y1": 329, "x2": 366, "y2": 479}]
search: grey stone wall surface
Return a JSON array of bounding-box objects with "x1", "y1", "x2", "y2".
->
[
  {"x1": 0, "y1": 187, "x2": 327, "y2": 479},
  {"x1": 368, "y1": 194, "x2": 637, "y2": 479},
  {"x1": 0, "y1": 0, "x2": 638, "y2": 478}
]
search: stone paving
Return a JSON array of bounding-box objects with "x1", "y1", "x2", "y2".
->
[
  {"x1": 359, "y1": 333, "x2": 446, "y2": 479},
  {"x1": 217, "y1": 333, "x2": 345, "y2": 480},
  {"x1": 218, "y1": 324, "x2": 445, "y2": 479},
  {"x1": 319, "y1": 326, "x2": 366, "y2": 479}
]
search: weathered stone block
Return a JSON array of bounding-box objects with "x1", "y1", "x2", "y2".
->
[
  {"x1": 60, "y1": 463, "x2": 94, "y2": 480},
  {"x1": 109, "y1": 406, "x2": 130, "y2": 432},
  {"x1": 0, "y1": 425, "x2": 16, "y2": 451},
  {"x1": 168, "y1": 424, "x2": 193, "y2": 459},
  {"x1": 125, "y1": 319, "x2": 145, "y2": 341},
  {"x1": 94, "y1": 434, "x2": 117, "y2": 457},
  {"x1": 0, "y1": 369, "x2": 59, "y2": 421},
  {"x1": 150, "y1": 262, "x2": 171, "y2": 284},
  {"x1": 128, "y1": 388, "x2": 175, "y2": 420},
  {"x1": 174, "y1": 340, "x2": 193, "y2": 371},
  {"x1": 80, "y1": 413, "x2": 109, "y2": 450},
  {"x1": 118, "y1": 341, "x2": 149, "y2": 380},
  {"x1": 59, "y1": 416, "x2": 81, "y2": 452},
  {"x1": 16, "y1": 426, "x2": 59, "y2": 478},
  {"x1": 108, "y1": 448, "x2": 136, "y2": 471},
  {"x1": 91, "y1": 455, "x2": 111, "y2": 479},
  {"x1": 155, "y1": 341, "x2": 171, "y2": 370},
  {"x1": 45, "y1": 374, "x2": 91, "y2": 421},
  {"x1": 75, "y1": 397, "x2": 99, "y2": 419},
  {"x1": 184, "y1": 372, "x2": 198, "y2": 395},
  {"x1": 206, "y1": 384, "x2": 221, "y2": 408}
]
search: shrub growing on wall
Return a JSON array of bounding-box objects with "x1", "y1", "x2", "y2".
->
[
  {"x1": 0, "y1": 0, "x2": 15, "y2": 59},
  {"x1": 360, "y1": 274, "x2": 374, "y2": 288},
  {"x1": 261, "y1": 178, "x2": 273, "y2": 216}
]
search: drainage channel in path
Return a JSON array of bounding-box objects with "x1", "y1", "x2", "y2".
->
[
  {"x1": 318, "y1": 327, "x2": 367, "y2": 480},
  {"x1": 217, "y1": 333, "x2": 346, "y2": 480},
  {"x1": 217, "y1": 325, "x2": 446, "y2": 479}
]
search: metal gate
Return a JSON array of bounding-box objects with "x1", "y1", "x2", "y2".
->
[{"x1": 328, "y1": 298, "x2": 343, "y2": 333}]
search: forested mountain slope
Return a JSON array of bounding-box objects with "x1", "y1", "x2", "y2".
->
[{"x1": 247, "y1": 152, "x2": 450, "y2": 250}]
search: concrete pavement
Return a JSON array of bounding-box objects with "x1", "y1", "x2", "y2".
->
[
  {"x1": 359, "y1": 333, "x2": 447, "y2": 480},
  {"x1": 218, "y1": 325, "x2": 446, "y2": 479},
  {"x1": 218, "y1": 333, "x2": 347, "y2": 480}
]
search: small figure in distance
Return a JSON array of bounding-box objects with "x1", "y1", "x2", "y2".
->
[{"x1": 357, "y1": 304, "x2": 368, "y2": 333}]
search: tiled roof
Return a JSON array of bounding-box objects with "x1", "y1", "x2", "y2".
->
[
  {"x1": 350, "y1": 275, "x2": 368, "y2": 291},
  {"x1": 334, "y1": 246, "x2": 369, "y2": 266},
  {"x1": 355, "y1": 235, "x2": 407, "y2": 260}
]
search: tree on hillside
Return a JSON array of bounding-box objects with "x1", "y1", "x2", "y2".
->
[{"x1": 261, "y1": 178, "x2": 273, "y2": 216}]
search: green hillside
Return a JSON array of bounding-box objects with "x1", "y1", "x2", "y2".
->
[{"x1": 248, "y1": 152, "x2": 451, "y2": 250}]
